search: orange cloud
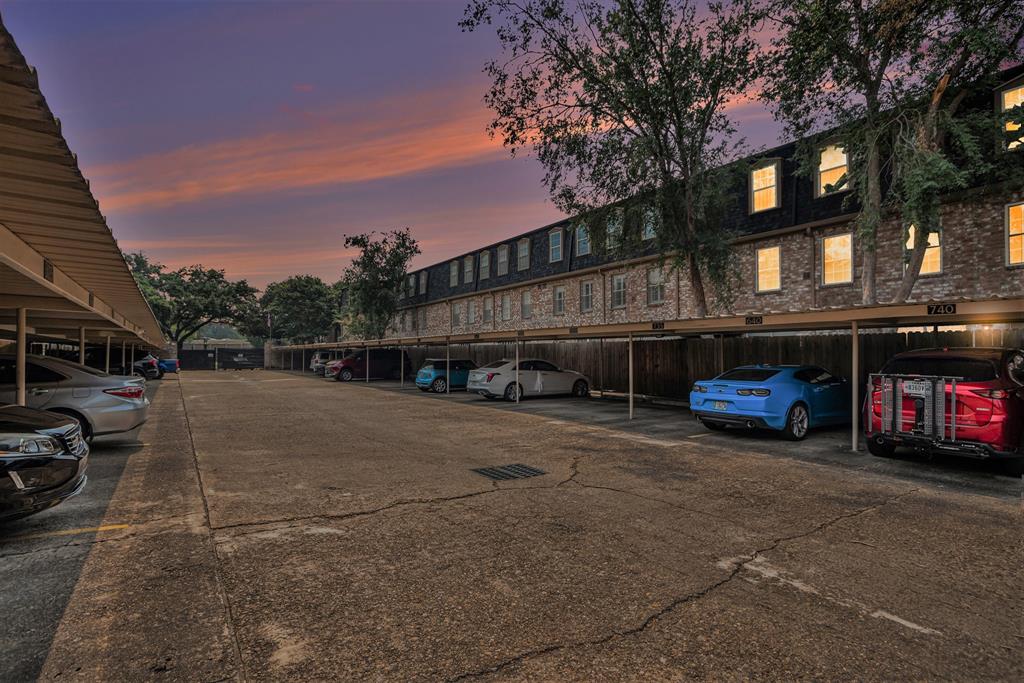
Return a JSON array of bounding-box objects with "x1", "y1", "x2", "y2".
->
[{"x1": 90, "y1": 86, "x2": 504, "y2": 213}]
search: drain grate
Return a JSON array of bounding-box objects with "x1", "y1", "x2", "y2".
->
[{"x1": 471, "y1": 463, "x2": 546, "y2": 481}]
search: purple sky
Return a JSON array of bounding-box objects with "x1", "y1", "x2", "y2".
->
[{"x1": 1, "y1": 0, "x2": 783, "y2": 288}]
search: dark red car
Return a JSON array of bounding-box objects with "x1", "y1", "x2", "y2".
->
[{"x1": 865, "y1": 347, "x2": 1024, "y2": 463}]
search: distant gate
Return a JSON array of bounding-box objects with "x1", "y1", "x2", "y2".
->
[{"x1": 179, "y1": 347, "x2": 264, "y2": 370}]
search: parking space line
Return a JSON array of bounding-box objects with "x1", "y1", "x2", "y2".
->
[
  {"x1": 688, "y1": 433, "x2": 713, "y2": 439},
  {"x1": 5, "y1": 524, "x2": 130, "y2": 543}
]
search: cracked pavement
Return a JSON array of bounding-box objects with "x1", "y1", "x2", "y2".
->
[{"x1": 1, "y1": 370, "x2": 1020, "y2": 681}]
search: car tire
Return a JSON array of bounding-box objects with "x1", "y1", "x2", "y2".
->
[
  {"x1": 572, "y1": 380, "x2": 589, "y2": 398},
  {"x1": 431, "y1": 378, "x2": 448, "y2": 393},
  {"x1": 132, "y1": 370, "x2": 146, "y2": 379},
  {"x1": 782, "y1": 403, "x2": 809, "y2": 441},
  {"x1": 339, "y1": 368, "x2": 354, "y2": 382},
  {"x1": 504, "y1": 382, "x2": 523, "y2": 401},
  {"x1": 866, "y1": 435, "x2": 897, "y2": 458}
]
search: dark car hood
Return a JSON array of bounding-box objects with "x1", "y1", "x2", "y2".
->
[{"x1": 0, "y1": 405, "x2": 77, "y2": 432}]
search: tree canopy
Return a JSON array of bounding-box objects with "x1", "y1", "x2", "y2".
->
[
  {"x1": 126, "y1": 252, "x2": 259, "y2": 345},
  {"x1": 461, "y1": 0, "x2": 764, "y2": 316},
  {"x1": 259, "y1": 275, "x2": 337, "y2": 344},
  {"x1": 339, "y1": 229, "x2": 420, "y2": 339}
]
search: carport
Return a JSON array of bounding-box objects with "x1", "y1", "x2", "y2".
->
[
  {"x1": 0, "y1": 22, "x2": 165, "y2": 405},
  {"x1": 273, "y1": 295, "x2": 1024, "y2": 452}
]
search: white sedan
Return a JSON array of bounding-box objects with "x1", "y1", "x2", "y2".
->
[{"x1": 466, "y1": 359, "x2": 590, "y2": 401}]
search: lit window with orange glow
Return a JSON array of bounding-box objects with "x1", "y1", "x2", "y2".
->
[
  {"x1": 904, "y1": 225, "x2": 942, "y2": 275},
  {"x1": 1002, "y1": 85, "x2": 1023, "y2": 150},
  {"x1": 756, "y1": 246, "x2": 781, "y2": 292},
  {"x1": 822, "y1": 233, "x2": 853, "y2": 285},
  {"x1": 1008, "y1": 202, "x2": 1024, "y2": 266},
  {"x1": 750, "y1": 161, "x2": 779, "y2": 213},
  {"x1": 816, "y1": 144, "x2": 848, "y2": 197}
]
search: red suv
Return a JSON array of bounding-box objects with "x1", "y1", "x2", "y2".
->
[{"x1": 865, "y1": 348, "x2": 1024, "y2": 463}]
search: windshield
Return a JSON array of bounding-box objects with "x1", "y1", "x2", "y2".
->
[
  {"x1": 717, "y1": 368, "x2": 780, "y2": 382},
  {"x1": 881, "y1": 357, "x2": 997, "y2": 381}
]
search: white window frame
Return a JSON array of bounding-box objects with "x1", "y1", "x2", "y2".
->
[
  {"x1": 419, "y1": 271, "x2": 427, "y2": 294},
  {"x1": 497, "y1": 245, "x2": 509, "y2": 276},
  {"x1": 463, "y1": 255, "x2": 474, "y2": 283},
  {"x1": 755, "y1": 245, "x2": 782, "y2": 293},
  {"x1": 467, "y1": 300, "x2": 477, "y2": 324},
  {"x1": 646, "y1": 267, "x2": 665, "y2": 305},
  {"x1": 479, "y1": 251, "x2": 490, "y2": 279},
  {"x1": 1001, "y1": 83, "x2": 1024, "y2": 151},
  {"x1": 549, "y1": 228, "x2": 563, "y2": 262},
  {"x1": 483, "y1": 296, "x2": 494, "y2": 322},
  {"x1": 576, "y1": 224, "x2": 591, "y2": 256},
  {"x1": 904, "y1": 225, "x2": 943, "y2": 276},
  {"x1": 449, "y1": 261, "x2": 459, "y2": 287},
  {"x1": 419, "y1": 307, "x2": 427, "y2": 330},
  {"x1": 451, "y1": 302, "x2": 462, "y2": 326},
  {"x1": 521, "y1": 291, "x2": 532, "y2": 320},
  {"x1": 500, "y1": 293, "x2": 511, "y2": 320},
  {"x1": 611, "y1": 274, "x2": 627, "y2": 309},
  {"x1": 517, "y1": 238, "x2": 530, "y2": 271},
  {"x1": 815, "y1": 144, "x2": 849, "y2": 198},
  {"x1": 821, "y1": 232, "x2": 854, "y2": 285},
  {"x1": 1007, "y1": 201, "x2": 1024, "y2": 267},
  {"x1": 641, "y1": 207, "x2": 657, "y2": 240},
  {"x1": 580, "y1": 280, "x2": 594, "y2": 312},
  {"x1": 406, "y1": 274, "x2": 416, "y2": 297},
  {"x1": 750, "y1": 160, "x2": 781, "y2": 213},
  {"x1": 553, "y1": 285, "x2": 566, "y2": 315}
]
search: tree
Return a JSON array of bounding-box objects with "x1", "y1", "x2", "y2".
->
[
  {"x1": 259, "y1": 275, "x2": 336, "y2": 344},
  {"x1": 340, "y1": 229, "x2": 420, "y2": 339},
  {"x1": 126, "y1": 252, "x2": 259, "y2": 345},
  {"x1": 461, "y1": 0, "x2": 764, "y2": 316},
  {"x1": 764, "y1": 0, "x2": 1024, "y2": 304}
]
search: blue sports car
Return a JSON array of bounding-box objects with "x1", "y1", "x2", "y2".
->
[{"x1": 689, "y1": 365, "x2": 850, "y2": 440}]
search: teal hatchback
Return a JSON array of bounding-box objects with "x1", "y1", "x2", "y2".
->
[{"x1": 415, "y1": 359, "x2": 477, "y2": 393}]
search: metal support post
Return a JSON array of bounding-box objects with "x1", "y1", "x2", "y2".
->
[
  {"x1": 446, "y1": 341, "x2": 451, "y2": 395},
  {"x1": 851, "y1": 321, "x2": 859, "y2": 452},
  {"x1": 16, "y1": 308, "x2": 27, "y2": 406},
  {"x1": 400, "y1": 347, "x2": 405, "y2": 389},
  {"x1": 79, "y1": 327, "x2": 86, "y2": 364},
  {"x1": 105, "y1": 335, "x2": 111, "y2": 373},
  {"x1": 366, "y1": 345, "x2": 370, "y2": 382},
  {"x1": 628, "y1": 333, "x2": 634, "y2": 420},
  {"x1": 514, "y1": 340, "x2": 520, "y2": 404}
]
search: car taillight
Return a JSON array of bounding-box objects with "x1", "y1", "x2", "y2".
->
[
  {"x1": 737, "y1": 388, "x2": 770, "y2": 396},
  {"x1": 149, "y1": 359, "x2": 157, "y2": 367},
  {"x1": 105, "y1": 386, "x2": 145, "y2": 399},
  {"x1": 486, "y1": 372, "x2": 500, "y2": 382},
  {"x1": 692, "y1": 385, "x2": 707, "y2": 393},
  {"x1": 971, "y1": 389, "x2": 1008, "y2": 399}
]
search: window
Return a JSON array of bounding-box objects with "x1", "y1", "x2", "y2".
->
[
  {"x1": 500, "y1": 293, "x2": 511, "y2": 320},
  {"x1": 611, "y1": 274, "x2": 627, "y2": 309},
  {"x1": 521, "y1": 291, "x2": 533, "y2": 319},
  {"x1": 904, "y1": 225, "x2": 942, "y2": 275},
  {"x1": 0, "y1": 361, "x2": 65, "y2": 385},
  {"x1": 553, "y1": 286, "x2": 566, "y2": 315},
  {"x1": 533, "y1": 360, "x2": 558, "y2": 372},
  {"x1": 720, "y1": 368, "x2": 780, "y2": 381},
  {"x1": 419, "y1": 271, "x2": 427, "y2": 294},
  {"x1": 1002, "y1": 84, "x2": 1024, "y2": 150},
  {"x1": 816, "y1": 144, "x2": 848, "y2": 197},
  {"x1": 480, "y1": 251, "x2": 490, "y2": 279},
  {"x1": 406, "y1": 274, "x2": 416, "y2": 297},
  {"x1": 549, "y1": 228, "x2": 563, "y2": 262},
  {"x1": 449, "y1": 261, "x2": 459, "y2": 287},
  {"x1": 641, "y1": 207, "x2": 657, "y2": 240},
  {"x1": 646, "y1": 267, "x2": 664, "y2": 305},
  {"x1": 822, "y1": 233, "x2": 853, "y2": 285},
  {"x1": 451, "y1": 302, "x2": 462, "y2": 326},
  {"x1": 463, "y1": 255, "x2": 474, "y2": 283},
  {"x1": 750, "y1": 161, "x2": 780, "y2": 213},
  {"x1": 517, "y1": 238, "x2": 530, "y2": 271},
  {"x1": 756, "y1": 246, "x2": 781, "y2": 293},
  {"x1": 576, "y1": 224, "x2": 591, "y2": 256},
  {"x1": 412, "y1": 308, "x2": 419, "y2": 331},
  {"x1": 483, "y1": 297, "x2": 494, "y2": 323},
  {"x1": 467, "y1": 300, "x2": 477, "y2": 324},
  {"x1": 580, "y1": 281, "x2": 594, "y2": 312},
  {"x1": 419, "y1": 308, "x2": 427, "y2": 330},
  {"x1": 794, "y1": 367, "x2": 836, "y2": 384},
  {"x1": 1009, "y1": 202, "x2": 1024, "y2": 266},
  {"x1": 606, "y1": 210, "x2": 623, "y2": 250},
  {"x1": 497, "y1": 245, "x2": 509, "y2": 275}
]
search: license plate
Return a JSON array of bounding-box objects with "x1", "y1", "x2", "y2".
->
[
  {"x1": 713, "y1": 401, "x2": 728, "y2": 410},
  {"x1": 903, "y1": 380, "x2": 930, "y2": 396}
]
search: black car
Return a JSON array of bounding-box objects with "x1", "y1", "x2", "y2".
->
[{"x1": 1, "y1": 405, "x2": 89, "y2": 523}]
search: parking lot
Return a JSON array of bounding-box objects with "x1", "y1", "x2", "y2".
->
[{"x1": 1, "y1": 370, "x2": 1020, "y2": 681}]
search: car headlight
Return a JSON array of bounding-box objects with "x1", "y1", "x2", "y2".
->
[{"x1": 0, "y1": 435, "x2": 63, "y2": 456}]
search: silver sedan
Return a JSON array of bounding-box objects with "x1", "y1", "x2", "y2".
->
[
  {"x1": 0, "y1": 354, "x2": 149, "y2": 441},
  {"x1": 466, "y1": 358, "x2": 590, "y2": 401}
]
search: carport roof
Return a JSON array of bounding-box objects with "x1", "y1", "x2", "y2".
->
[{"x1": 0, "y1": 19, "x2": 164, "y2": 347}]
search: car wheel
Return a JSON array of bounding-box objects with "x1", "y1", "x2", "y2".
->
[
  {"x1": 699, "y1": 418, "x2": 727, "y2": 431},
  {"x1": 782, "y1": 403, "x2": 809, "y2": 441},
  {"x1": 431, "y1": 378, "x2": 447, "y2": 393},
  {"x1": 132, "y1": 370, "x2": 145, "y2": 379},
  {"x1": 339, "y1": 368, "x2": 354, "y2": 382},
  {"x1": 866, "y1": 435, "x2": 896, "y2": 458},
  {"x1": 572, "y1": 380, "x2": 589, "y2": 397},
  {"x1": 504, "y1": 382, "x2": 523, "y2": 401}
]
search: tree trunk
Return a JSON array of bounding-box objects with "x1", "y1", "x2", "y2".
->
[
  {"x1": 894, "y1": 224, "x2": 931, "y2": 302},
  {"x1": 861, "y1": 138, "x2": 881, "y2": 306},
  {"x1": 689, "y1": 252, "x2": 708, "y2": 318}
]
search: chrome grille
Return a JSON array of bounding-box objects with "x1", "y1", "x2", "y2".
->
[{"x1": 60, "y1": 424, "x2": 85, "y2": 454}]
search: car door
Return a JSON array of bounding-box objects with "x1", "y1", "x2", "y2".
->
[
  {"x1": 0, "y1": 360, "x2": 63, "y2": 410},
  {"x1": 803, "y1": 367, "x2": 844, "y2": 424},
  {"x1": 534, "y1": 360, "x2": 569, "y2": 394},
  {"x1": 517, "y1": 361, "x2": 541, "y2": 396}
]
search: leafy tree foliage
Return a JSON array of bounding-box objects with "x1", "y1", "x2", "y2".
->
[
  {"x1": 340, "y1": 229, "x2": 420, "y2": 339},
  {"x1": 764, "y1": 0, "x2": 1024, "y2": 304},
  {"x1": 462, "y1": 0, "x2": 764, "y2": 316},
  {"x1": 259, "y1": 275, "x2": 336, "y2": 344},
  {"x1": 126, "y1": 252, "x2": 259, "y2": 345}
]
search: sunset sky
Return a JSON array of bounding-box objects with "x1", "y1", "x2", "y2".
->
[{"x1": 2, "y1": 0, "x2": 783, "y2": 289}]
